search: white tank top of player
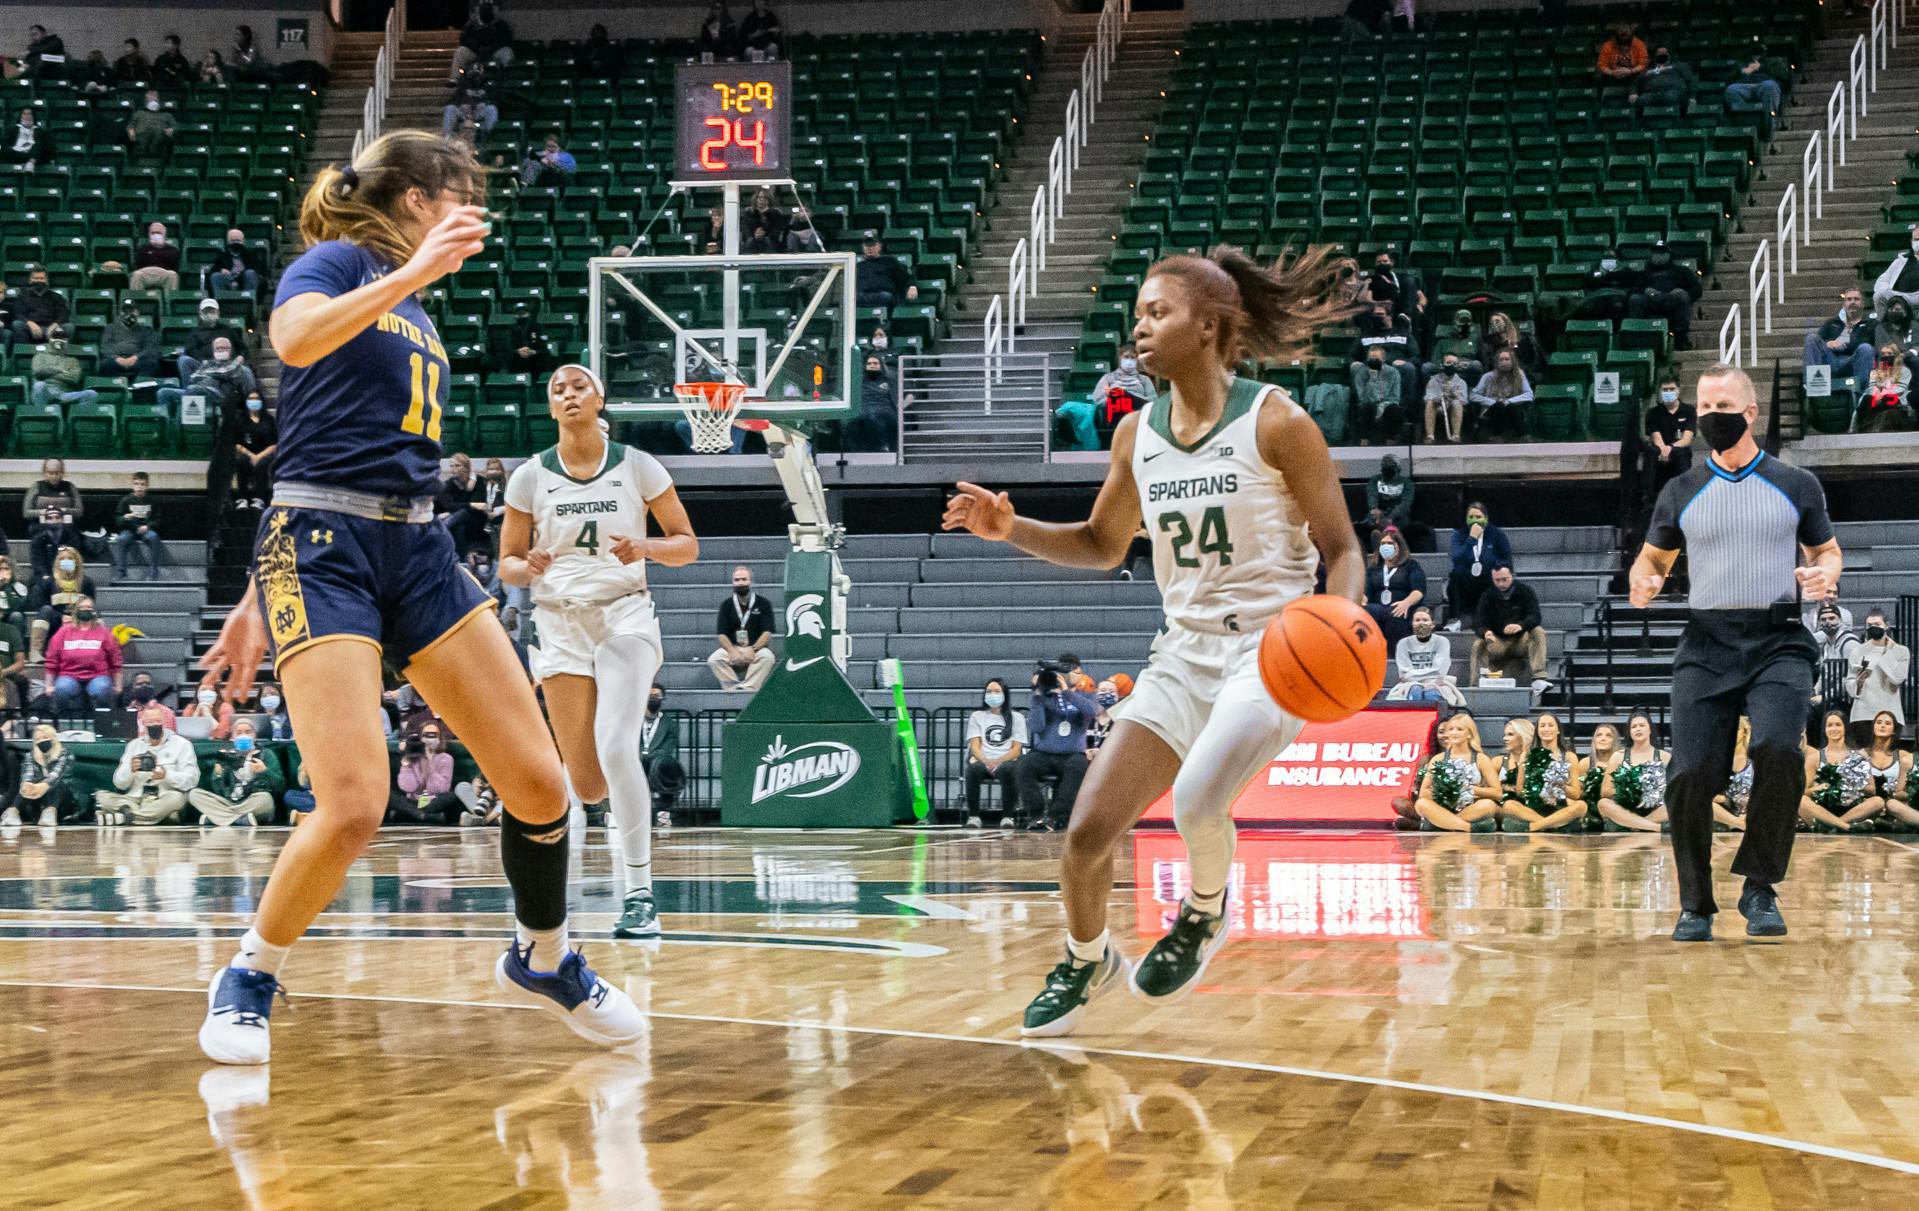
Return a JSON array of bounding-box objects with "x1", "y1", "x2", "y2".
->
[
  {"x1": 503, "y1": 440, "x2": 673, "y2": 607},
  {"x1": 1131, "y1": 376, "x2": 1319, "y2": 633}
]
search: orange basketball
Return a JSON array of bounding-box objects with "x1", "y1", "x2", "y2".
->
[{"x1": 1257, "y1": 596, "x2": 1388, "y2": 722}]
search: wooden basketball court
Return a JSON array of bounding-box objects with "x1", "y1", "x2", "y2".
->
[{"x1": 4, "y1": 825, "x2": 1918, "y2": 1207}]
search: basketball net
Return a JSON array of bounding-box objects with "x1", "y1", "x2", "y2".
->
[{"x1": 674, "y1": 381, "x2": 750, "y2": 453}]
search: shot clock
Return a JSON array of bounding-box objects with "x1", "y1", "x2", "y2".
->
[{"x1": 674, "y1": 61, "x2": 793, "y2": 184}]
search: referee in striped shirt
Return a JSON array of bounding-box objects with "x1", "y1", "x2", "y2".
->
[{"x1": 1627, "y1": 364, "x2": 1844, "y2": 943}]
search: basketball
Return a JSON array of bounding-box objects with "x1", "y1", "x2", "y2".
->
[{"x1": 1257, "y1": 596, "x2": 1388, "y2": 722}]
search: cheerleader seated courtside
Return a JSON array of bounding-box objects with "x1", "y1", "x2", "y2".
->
[
  {"x1": 1414, "y1": 712, "x2": 1501, "y2": 832},
  {"x1": 197, "y1": 133, "x2": 643, "y2": 1065},
  {"x1": 1852, "y1": 710, "x2": 1918, "y2": 831},
  {"x1": 1799, "y1": 710, "x2": 1870, "y2": 832},
  {"x1": 1597, "y1": 713, "x2": 1669, "y2": 833},
  {"x1": 498, "y1": 365, "x2": 698, "y2": 938}
]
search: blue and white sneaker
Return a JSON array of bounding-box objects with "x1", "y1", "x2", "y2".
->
[
  {"x1": 198, "y1": 966, "x2": 284, "y2": 1065},
  {"x1": 494, "y1": 942, "x2": 646, "y2": 1046}
]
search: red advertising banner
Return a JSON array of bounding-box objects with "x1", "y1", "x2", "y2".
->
[
  {"x1": 1139, "y1": 706, "x2": 1438, "y2": 824},
  {"x1": 1131, "y1": 833, "x2": 1431, "y2": 941}
]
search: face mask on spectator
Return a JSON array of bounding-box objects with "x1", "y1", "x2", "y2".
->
[
  {"x1": 1379, "y1": 543, "x2": 1398, "y2": 560},
  {"x1": 234, "y1": 734, "x2": 255, "y2": 751},
  {"x1": 1413, "y1": 617, "x2": 1433, "y2": 638},
  {"x1": 1097, "y1": 689, "x2": 1118, "y2": 708},
  {"x1": 261, "y1": 693, "x2": 281, "y2": 711},
  {"x1": 75, "y1": 608, "x2": 95, "y2": 622},
  {"x1": 197, "y1": 689, "x2": 218, "y2": 707},
  {"x1": 28, "y1": 280, "x2": 46, "y2": 294},
  {"x1": 58, "y1": 559, "x2": 76, "y2": 574},
  {"x1": 213, "y1": 348, "x2": 231, "y2": 363},
  {"x1": 648, "y1": 693, "x2": 664, "y2": 714},
  {"x1": 984, "y1": 690, "x2": 1005, "y2": 708},
  {"x1": 246, "y1": 396, "x2": 263, "y2": 412},
  {"x1": 1120, "y1": 356, "x2": 1138, "y2": 372},
  {"x1": 1366, "y1": 355, "x2": 1384, "y2": 370},
  {"x1": 1441, "y1": 361, "x2": 1458, "y2": 377},
  {"x1": 123, "y1": 307, "x2": 141, "y2": 325},
  {"x1": 35, "y1": 739, "x2": 52, "y2": 753},
  {"x1": 149, "y1": 231, "x2": 165, "y2": 245},
  {"x1": 132, "y1": 684, "x2": 155, "y2": 703},
  {"x1": 1820, "y1": 619, "x2": 1839, "y2": 635},
  {"x1": 1467, "y1": 513, "x2": 1486, "y2": 527},
  {"x1": 146, "y1": 724, "x2": 165, "y2": 742},
  {"x1": 871, "y1": 334, "x2": 888, "y2": 349},
  {"x1": 1868, "y1": 624, "x2": 1887, "y2": 640},
  {"x1": 48, "y1": 336, "x2": 65, "y2": 351},
  {"x1": 1660, "y1": 388, "x2": 1679, "y2": 405},
  {"x1": 147, "y1": 99, "x2": 161, "y2": 111}
]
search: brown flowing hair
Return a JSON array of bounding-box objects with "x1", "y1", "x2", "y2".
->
[
  {"x1": 1145, "y1": 244, "x2": 1358, "y2": 366},
  {"x1": 298, "y1": 130, "x2": 483, "y2": 269}
]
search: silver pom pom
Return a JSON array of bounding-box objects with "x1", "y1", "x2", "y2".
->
[
  {"x1": 1542, "y1": 758, "x2": 1571, "y2": 806},
  {"x1": 1839, "y1": 752, "x2": 1872, "y2": 806},
  {"x1": 1727, "y1": 765, "x2": 1753, "y2": 813},
  {"x1": 1641, "y1": 759, "x2": 1668, "y2": 810}
]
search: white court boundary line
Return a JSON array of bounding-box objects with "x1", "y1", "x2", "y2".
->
[{"x1": 5, "y1": 978, "x2": 1918, "y2": 1178}]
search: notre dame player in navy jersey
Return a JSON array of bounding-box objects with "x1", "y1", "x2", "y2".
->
[{"x1": 196, "y1": 131, "x2": 644, "y2": 1065}]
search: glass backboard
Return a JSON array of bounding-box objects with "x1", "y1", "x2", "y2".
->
[{"x1": 588, "y1": 252, "x2": 857, "y2": 421}]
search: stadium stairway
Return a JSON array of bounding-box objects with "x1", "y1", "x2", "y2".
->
[
  {"x1": 920, "y1": 11, "x2": 1185, "y2": 459},
  {"x1": 1693, "y1": 7, "x2": 1919, "y2": 437},
  {"x1": 11, "y1": 539, "x2": 209, "y2": 693}
]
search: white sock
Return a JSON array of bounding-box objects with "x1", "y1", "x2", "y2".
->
[
  {"x1": 230, "y1": 928, "x2": 289, "y2": 978},
  {"x1": 1187, "y1": 886, "x2": 1226, "y2": 916},
  {"x1": 1066, "y1": 929, "x2": 1108, "y2": 964},
  {"x1": 623, "y1": 859, "x2": 653, "y2": 896},
  {"x1": 516, "y1": 922, "x2": 570, "y2": 970}
]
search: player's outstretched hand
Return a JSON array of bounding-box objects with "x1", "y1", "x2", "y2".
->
[
  {"x1": 524, "y1": 548, "x2": 555, "y2": 579},
  {"x1": 942, "y1": 482, "x2": 1014, "y2": 542},
  {"x1": 402, "y1": 204, "x2": 489, "y2": 289},
  {"x1": 608, "y1": 534, "x2": 648, "y2": 566},
  {"x1": 200, "y1": 596, "x2": 268, "y2": 705},
  {"x1": 1794, "y1": 565, "x2": 1834, "y2": 601},
  {"x1": 1628, "y1": 573, "x2": 1664, "y2": 608}
]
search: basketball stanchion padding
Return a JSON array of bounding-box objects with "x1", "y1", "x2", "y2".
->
[
  {"x1": 675, "y1": 381, "x2": 751, "y2": 453},
  {"x1": 1258, "y1": 596, "x2": 1389, "y2": 722}
]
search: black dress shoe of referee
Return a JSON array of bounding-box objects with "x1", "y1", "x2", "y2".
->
[
  {"x1": 1739, "y1": 885, "x2": 1787, "y2": 938},
  {"x1": 1670, "y1": 911, "x2": 1713, "y2": 942}
]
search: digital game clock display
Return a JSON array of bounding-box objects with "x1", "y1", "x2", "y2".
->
[{"x1": 674, "y1": 61, "x2": 792, "y2": 184}]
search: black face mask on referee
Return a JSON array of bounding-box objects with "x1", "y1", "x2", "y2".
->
[{"x1": 1696, "y1": 410, "x2": 1748, "y2": 453}]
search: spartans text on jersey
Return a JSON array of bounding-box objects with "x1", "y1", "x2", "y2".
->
[{"x1": 1147, "y1": 473, "x2": 1239, "y2": 503}]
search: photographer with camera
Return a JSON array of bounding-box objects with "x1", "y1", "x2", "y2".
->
[
  {"x1": 1015, "y1": 656, "x2": 1102, "y2": 832},
  {"x1": 188, "y1": 718, "x2": 282, "y2": 827},
  {"x1": 94, "y1": 705, "x2": 199, "y2": 825},
  {"x1": 388, "y1": 723, "x2": 462, "y2": 825}
]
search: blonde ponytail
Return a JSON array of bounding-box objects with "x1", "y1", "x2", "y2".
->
[{"x1": 298, "y1": 131, "x2": 481, "y2": 267}]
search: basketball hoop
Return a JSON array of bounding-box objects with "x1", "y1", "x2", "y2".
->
[{"x1": 674, "y1": 381, "x2": 750, "y2": 453}]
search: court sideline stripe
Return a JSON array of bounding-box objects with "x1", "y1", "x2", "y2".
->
[{"x1": 4, "y1": 977, "x2": 1917, "y2": 1178}]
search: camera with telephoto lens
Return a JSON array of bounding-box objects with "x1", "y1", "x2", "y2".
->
[
  {"x1": 1035, "y1": 658, "x2": 1074, "y2": 694},
  {"x1": 403, "y1": 736, "x2": 425, "y2": 755}
]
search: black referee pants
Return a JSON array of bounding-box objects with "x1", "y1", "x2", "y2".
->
[{"x1": 1665, "y1": 613, "x2": 1817, "y2": 916}]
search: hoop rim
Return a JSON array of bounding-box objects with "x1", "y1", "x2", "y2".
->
[{"x1": 673, "y1": 381, "x2": 751, "y2": 413}]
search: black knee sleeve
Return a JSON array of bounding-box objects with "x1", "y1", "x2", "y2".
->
[{"x1": 499, "y1": 810, "x2": 570, "y2": 930}]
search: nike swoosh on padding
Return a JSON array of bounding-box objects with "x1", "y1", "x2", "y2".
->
[{"x1": 786, "y1": 656, "x2": 826, "y2": 672}]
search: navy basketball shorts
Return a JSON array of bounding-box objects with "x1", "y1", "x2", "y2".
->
[{"x1": 252, "y1": 505, "x2": 494, "y2": 668}]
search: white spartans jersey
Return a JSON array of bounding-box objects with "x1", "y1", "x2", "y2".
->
[
  {"x1": 504, "y1": 440, "x2": 674, "y2": 608},
  {"x1": 1132, "y1": 377, "x2": 1319, "y2": 632}
]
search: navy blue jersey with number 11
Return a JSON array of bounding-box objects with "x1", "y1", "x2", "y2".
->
[{"x1": 271, "y1": 239, "x2": 450, "y2": 499}]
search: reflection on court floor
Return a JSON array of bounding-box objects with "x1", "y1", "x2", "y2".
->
[{"x1": 7, "y1": 825, "x2": 1919, "y2": 1207}]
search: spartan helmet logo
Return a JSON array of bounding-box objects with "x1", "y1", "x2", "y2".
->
[{"x1": 785, "y1": 594, "x2": 825, "y2": 640}]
